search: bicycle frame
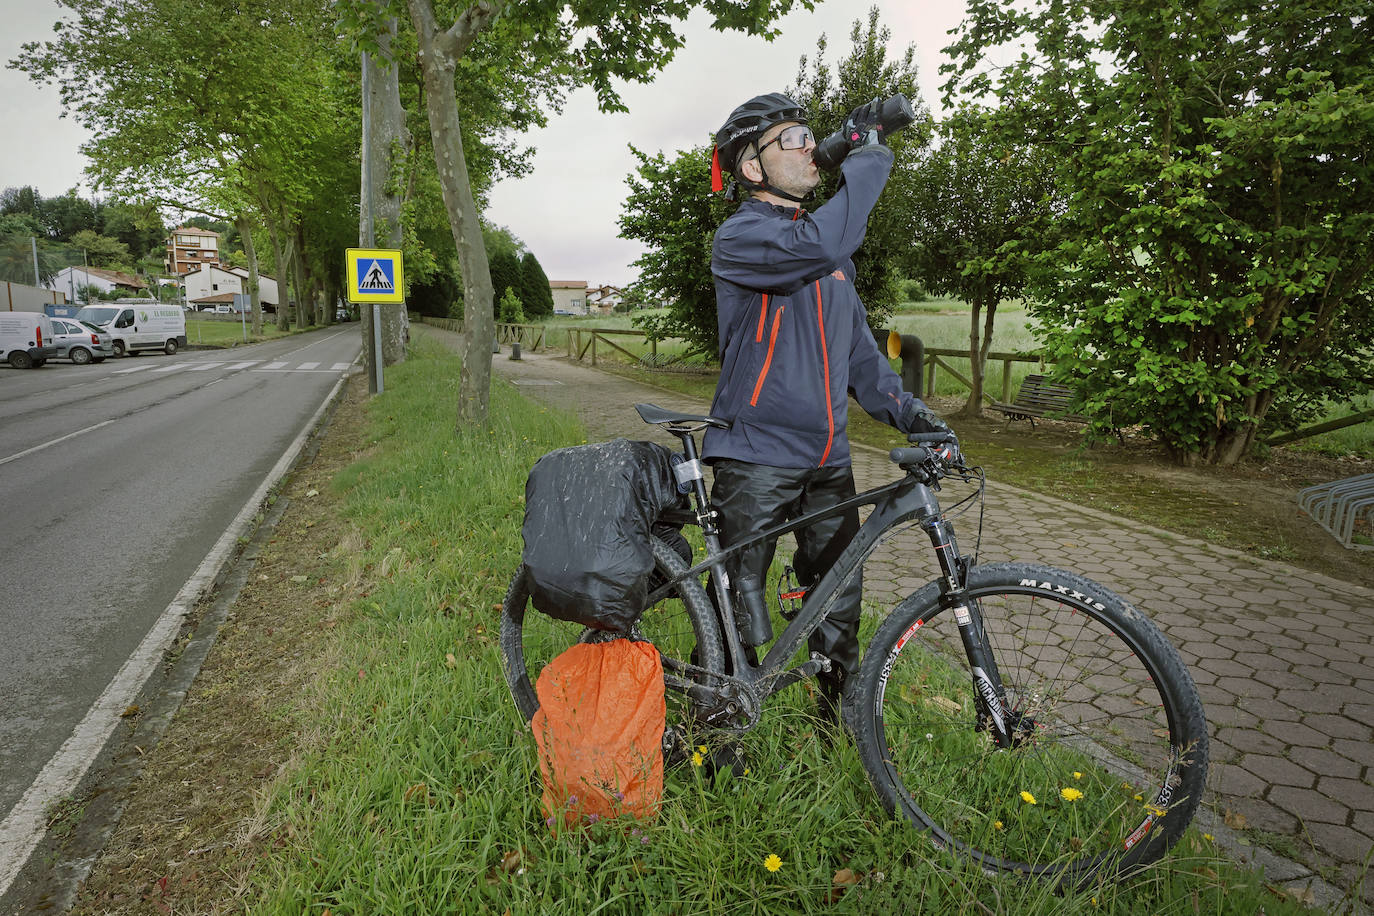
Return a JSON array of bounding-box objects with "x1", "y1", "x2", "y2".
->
[{"x1": 648, "y1": 421, "x2": 1018, "y2": 744}]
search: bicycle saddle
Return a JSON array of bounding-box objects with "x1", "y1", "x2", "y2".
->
[{"x1": 635, "y1": 403, "x2": 731, "y2": 429}]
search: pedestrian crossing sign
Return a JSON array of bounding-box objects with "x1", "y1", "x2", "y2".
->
[{"x1": 345, "y1": 248, "x2": 405, "y2": 303}]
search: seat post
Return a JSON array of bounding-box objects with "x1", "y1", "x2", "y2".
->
[{"x1": 671, "y1": 426, "x2": 718, "y2": 540}]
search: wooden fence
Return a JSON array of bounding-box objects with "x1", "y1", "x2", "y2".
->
[
  {"x1": 491, "y1": 321, "x2": 1046, "y2": 402},
  {"x1": 421, "y1": 318, "x2": 1371, "y2": 445}
]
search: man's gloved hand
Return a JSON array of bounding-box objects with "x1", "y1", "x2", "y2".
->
[
  {"x1": 901, "y1": 402, "x2": 962, "y2": 465},
  {"x1": 843, "y1": 98, "x2": 887, "y2": 151},
  {"x1": 901, "y1": 401, "x2": 952, "y2": 436}
]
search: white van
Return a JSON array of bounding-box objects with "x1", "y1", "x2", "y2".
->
[
  {"x1": 75, "y1": 303, "x2": 188, "y2": 357},
  {"x1": 1, "y1": 311, "x2": 58, "y2": 369}
]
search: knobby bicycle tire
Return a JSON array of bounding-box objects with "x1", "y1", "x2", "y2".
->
[
  {"x1": 846, "y1": 562, "x2": 1208, "y2": 884},
  {"x1": 499, "y1": 535, "x2": 726, "y2": 728}
]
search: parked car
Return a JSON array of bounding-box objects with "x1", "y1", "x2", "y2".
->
[
  {"x1": 1, "y1": 311, "x2": 58, "y2": 368},
  {"x1": 49, "y1": 318, "x2": 114, "y2": 364}
]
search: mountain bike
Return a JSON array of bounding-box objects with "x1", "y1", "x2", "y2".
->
[{"x1": 499, "y1": 403, "x2": 1209, "y2": 884}]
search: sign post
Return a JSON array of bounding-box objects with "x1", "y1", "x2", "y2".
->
[{"x1": 345, "y1": 247, "x2": 405, "y2": 394}]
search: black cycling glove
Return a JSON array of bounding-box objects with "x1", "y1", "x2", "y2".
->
[
  {"x1": 841, "y1": 98, "x2": 888, "y2": 154},
  {"x1": 900, "y1": 400, "x2": 953, "y2": 437}
]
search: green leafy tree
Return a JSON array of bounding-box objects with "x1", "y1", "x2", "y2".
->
[
  {"x1": 518, "y1": 251, "x2": 554, "y2": 318},
  {"x1": 905, "y1": 107, "x2": 1056, "y2": 416},
  {"x1": 0, "y1": 230, "x2": 63, "y2": 285},
  {"x1": 69, "y1": 229, "x2": 131, "y2": 268},
  {"x1": 945, "y1": 0, "x2": 1374, "y2": 465},
  {"x1": 488, "y1": 247, "x2": 522, "y2": 317},
  {"x1": 398, "y1": 0, "x2": 815, "y2": 425},
  {"x1": 620, "y1": 143, "x2": 732, "y2": 358},
  {"x1": 497, "y1": 285, "x2": 525, "y2": 323},
  {"x1": 790, "y1": 6, "x2": 933, "y2": 324}
]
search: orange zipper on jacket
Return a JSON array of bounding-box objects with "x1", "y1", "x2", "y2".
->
[
  {"x1": 755, "y1": 293, "x2": 769, "y2": 342},
  {"x1": 816, "y1": 279, "x2": 834, "y2": 466},
  {"x1": 750, "y1": 306, "x2": 785, "y2": 406}
]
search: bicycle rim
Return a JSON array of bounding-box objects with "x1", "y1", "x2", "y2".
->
[
  {"x1": 860, "y1": 564, "x2": 1207, "y2": 882},
  {"x1": 500, "y1": 536, "x2": 724, "y2": 735}
]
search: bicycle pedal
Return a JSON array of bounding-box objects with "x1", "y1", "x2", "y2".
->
[{"x1": 778, "y1": 566, "x2": 807, "y2": 620}]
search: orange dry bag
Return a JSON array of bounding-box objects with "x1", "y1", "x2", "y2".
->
[{"x1": 531, "y1": 639, "x2": 665, "y2": 829}]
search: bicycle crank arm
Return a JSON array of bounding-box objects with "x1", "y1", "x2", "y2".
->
[{"x1": 761, "y1": 655, "x2": 833, "y2": 700}]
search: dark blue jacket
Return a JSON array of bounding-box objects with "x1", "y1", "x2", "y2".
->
[{"x1": 702, "y1": 146, "x2": 922, "y2": 469}]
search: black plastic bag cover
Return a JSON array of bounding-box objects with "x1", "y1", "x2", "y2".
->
[{"x1": 521, "y1": 439, "x2": 685, "y2": 632}]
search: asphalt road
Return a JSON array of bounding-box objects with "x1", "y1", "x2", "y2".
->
[{"x1": 0, "y1": 327, "x2": 361, "y2": 825}]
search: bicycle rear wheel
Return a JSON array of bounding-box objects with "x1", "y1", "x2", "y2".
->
[
  {"x1": 500, "y1": 535, "x2": 725, "y2": 736},
  {"x1": 847, "y1": 562, "x2": 1208, "y2": 883}
]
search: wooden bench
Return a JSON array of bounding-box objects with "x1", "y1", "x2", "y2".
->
[{"x1": 990, "y1": 374, "x2": 1088, "y2": 428}]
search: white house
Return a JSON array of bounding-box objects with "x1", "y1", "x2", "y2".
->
[
  {"x1": 549, "y1": 280, "x2": 589, "y2": 315},
  {"x1": 586, "y1": 285, "x2": 625, "y2": 313},
  {"x1": 45, "y1": 266, "x2": 148, "y2": 301},
  {"x1": 183, "y1": 264, "x2": 279, "y2": 309}
]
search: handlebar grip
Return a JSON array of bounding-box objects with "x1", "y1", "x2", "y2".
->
[
  {"x1": 889, "y1": 446, "x2": 931, "y2": 468},
  {"x1": 907, "y1": 432, "x2": 953, "y2": 445}
]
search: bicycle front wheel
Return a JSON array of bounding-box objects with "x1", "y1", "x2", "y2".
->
[
  {"x1": 848, "y1": 562, "x2": 1208, "y2": 883},
  {"x1": 499, "y1": 535, "x2": 725, "y2": 727}
]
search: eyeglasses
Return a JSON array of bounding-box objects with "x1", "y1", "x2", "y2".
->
[{"x1": 754, "y1": 125, "x2": 814, "y2": 158}]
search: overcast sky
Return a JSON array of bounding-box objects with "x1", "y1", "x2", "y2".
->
[{"x1": 1, "y1": 0, "x2": 968, "y2": 287}]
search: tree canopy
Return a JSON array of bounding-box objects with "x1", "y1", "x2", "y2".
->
[
  {"x1": 905, "y1": 107, "x2": 1056, "y2": 415},
  {"x1": 944, "y1": 0, "x2": 1374, "y2": 465}
]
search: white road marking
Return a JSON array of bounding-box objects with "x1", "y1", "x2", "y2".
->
[{"x1": 0, "y1": 420, "x2": 116, "y2": 467}]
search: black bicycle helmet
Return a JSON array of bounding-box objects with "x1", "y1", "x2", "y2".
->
[{"x1": 711, "y1": 92, "x2": 809, "y2": 195}]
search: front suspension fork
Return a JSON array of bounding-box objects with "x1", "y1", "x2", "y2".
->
[{"x1": 920, "y1": 512, "x2": 1019, "y2": 748}]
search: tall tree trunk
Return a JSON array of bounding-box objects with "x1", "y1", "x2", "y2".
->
[
  {"x1": 956, "y1": 299, "x2": 998, "y2": 418},
  {"x1": 266, "y1": 213, "x2": 292, "y2": 330},
  {"x1": 290, "y1": 224, "x2": 309, "y2": 328},
  {"x1": 408, "y1": 0, "x2": 505, "y2": 426},
  {"x1": 360, "y1": 12, "x2": 410, "y2": 385},
  {"x1": 234, "y1": 213, "x2": 263, "y2": 335}
]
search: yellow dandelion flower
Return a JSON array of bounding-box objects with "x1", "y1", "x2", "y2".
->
[
  {"x1": 764, "y1": 854, "x2": 783, "y2": 872},
  {"x1": 691, "y1": 752, "x2": 704, "y2": 767},
  {"x1": 1203, "y1": 833, "x2": 1215, "y2": 843},
  {"x1": 1133, "y1": 794, "x2": 1143, "y2": 802},
  {"x1": 1072, "y1": 771, "x2": 1082, "y2": 780},
  {"x1": 1020, "y1": 791, "x2": 1037, "y2": 805},
  {"x1": 698, "y1": 745, "x2": 708, "y2": 754},
  {"x1": 993, "y1": 820, "x2": 1003, "y2": 830},
  {"x1": 1061, "y1": 787, "x2": 1084, "y2": 802}
]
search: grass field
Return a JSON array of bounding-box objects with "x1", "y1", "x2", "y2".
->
[
  {"x1": 185, "y1": 316, "x2": 302, "y2": 347},
  {"x1": 242, "y1": 338, "x2": 1324, "y2": 916}
]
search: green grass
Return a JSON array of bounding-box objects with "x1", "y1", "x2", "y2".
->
[
  {"x1": 185, "y1": 316, "x2": 303, "y2": 347},
  {"x1": 246, "y1": 337, "x2": 1326, "y2": 916}
]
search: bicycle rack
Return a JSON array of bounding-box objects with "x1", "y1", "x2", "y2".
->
[{"x1": 1297, "y1": 473, "x2": 1374, "y2": 551}]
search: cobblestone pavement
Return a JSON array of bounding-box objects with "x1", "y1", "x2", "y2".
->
[{"x1": 431, "y1": 328, "x2": 1374, "y2": 911}]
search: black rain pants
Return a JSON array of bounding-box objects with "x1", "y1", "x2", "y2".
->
[{"x1": 709, "y1": 459, "x2": 863, "y2": 681}]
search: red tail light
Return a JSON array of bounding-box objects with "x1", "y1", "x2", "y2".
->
[
  {"x1": 90, "y1": 334, "x2": 99, "y2": 344},
  {"x1": 36, "y1": 327, "x2": 43, "y2": 346}
]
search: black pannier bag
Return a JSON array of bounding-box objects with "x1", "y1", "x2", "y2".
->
[{"x1": 521, "y1": 439, "x2": 688, "y2": 632}]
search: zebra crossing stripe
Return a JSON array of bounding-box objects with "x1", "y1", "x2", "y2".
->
[
  {"x1": 111, "y1": 365, "x2": 153, "y2": 375},
  {"x1": 151, "y1": 364, "x2": 188, "y2": 374},
  {"x1": 262, "y1": 361, "x2": 288, "y2": 369},
  {"x1": 297, "y1": 362, "x2": 319, "y2": 370},
  {"x1": 331, "y1": 362, "x2": 352, "y2": 370},
  {"x1": 185, "y1": 362, "x2": 224, "y2": 371}
]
